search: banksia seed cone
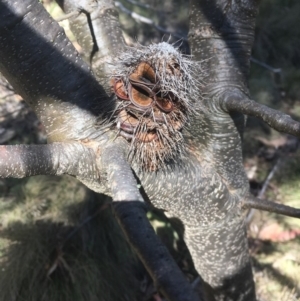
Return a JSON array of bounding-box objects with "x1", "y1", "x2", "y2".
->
[{"x1": 111, "y1": 42, "x2": 201, "y2": 171}]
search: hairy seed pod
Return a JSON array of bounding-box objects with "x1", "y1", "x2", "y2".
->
[{"x1": 111, "y1": 42, "x2": 202, "y2": 171}]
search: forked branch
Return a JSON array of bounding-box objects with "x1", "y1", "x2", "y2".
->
[
  {"x1": 102, "y1": 142, "x2": 201, "y2": 301},
  {"x1": 57, "y1": 0, "x2": 126, "y2": 90}
]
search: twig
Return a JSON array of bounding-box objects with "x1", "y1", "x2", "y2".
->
[
  {"x1": 124, "y1": 0, "x2": 156, "y2": 11},
  {"x1": 246, "y1": 157, "x2": 282, "y2": 223},
  {"x1": 243, "y1": 195, "x2": 300, "y2": 219},
  {"x1": 250, "y1": 57, "x2": 282, "y2": 74},
  {"x1": 115, "y1": 1, "x2": 187, "y2": 41},
  {"x1": 258, "y1": 158, "x2": 281, "y2": 199}
]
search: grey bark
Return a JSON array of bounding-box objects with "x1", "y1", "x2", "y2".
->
[
  {"x1": 56, "y1": 0, "x2": 125, "y2": 91},
  {"x1": 0, "y1": 143, "x2": 97, "y2": 179}
]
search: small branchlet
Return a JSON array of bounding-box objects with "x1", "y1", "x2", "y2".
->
[
  {"x1": 110, "y1": 42, "x2": 202, "y2": 171},
  {"x1": 243, "y1": 195, "x2": 300, "y2": 219}
]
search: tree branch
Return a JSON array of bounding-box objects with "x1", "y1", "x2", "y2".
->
[
  {"x1": 0, "y1": 0, "x2": 111, "y2": 142},
  {"x1": 102, "y1": 141, "x2": 201, "y2": 301},
  {"x1": 242, "y1": 195, "x2": 300, "y2": 219},
  {"x1": 57, "y1": 0, "x2": 126, "y2": 92},
  {"x1": 188, "y1": 0, "x2": 258, "y2": 96},
  {"x1": 0, "y1": 143, "x2": 98, "y2": 179},
  {"x1": 222, "y1": 92, "x2": 300, "y2": 138}
]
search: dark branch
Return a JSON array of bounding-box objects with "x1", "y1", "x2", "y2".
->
[
  {"x1": 102, "y1": 142, "x2": 201, "y2": 301},
  {"x1": 0, "y1": 143, "x2": 98, "y2": 180},
  {"x1": 242, "y1": 195, "x2": 300, "y2": 219},
  {"x1": 222, "y1": 92, "x2": 300, "y2": 138}
]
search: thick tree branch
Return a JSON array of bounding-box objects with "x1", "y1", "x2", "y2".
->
[
  {"x1": 0, "y1": 143, "x2": 98, "y2": 180},
  {"x1": 222, "y1": 92, "x2": 300, "y2": 138},
  {"x1": 57, "y1": 0, "x2": 126, "y2": 92},
  {"x1": 185, "y1": 2, "x2": 260, "y2": 300},
  {"x1": 102, "y1": 142, "x2": 201, "y2": 301},
  {"x1": 187, "y1": 1, "x2": 259, "y2": 193},
  {"x1": 188, "y1": 0, "x2": 259, "y2": 96},
  {"x1": 0, "y1": 0, "x2": 111, "y2": 142},
  {"x1": 242, "y1": 195, "x2": 300, "y2": 219}
]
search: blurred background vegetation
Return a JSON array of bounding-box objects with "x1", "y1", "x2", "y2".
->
[{"x1": 1, "y1": 0, "x2": 300, "y2": 300}]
